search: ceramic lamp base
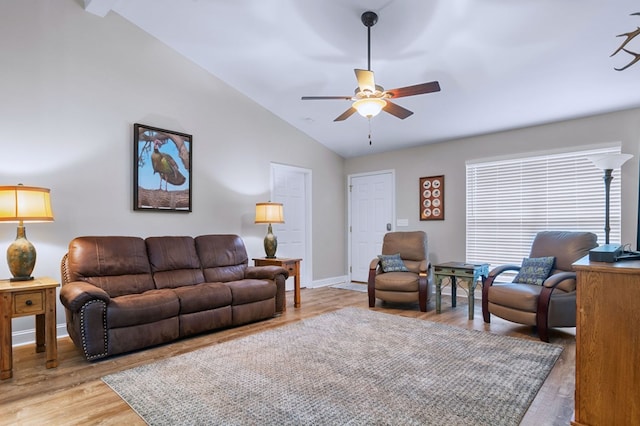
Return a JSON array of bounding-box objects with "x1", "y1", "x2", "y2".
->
[
  {"x1": 264, "y1": 223, "x2": 278, "y2": 258},
  {"x1": 6, "y1": 225, "x2": 36, "y2": 281}
]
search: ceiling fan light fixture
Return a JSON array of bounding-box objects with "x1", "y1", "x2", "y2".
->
[{"x1": 353, "y1": 98, "x2": 386, "y2": 118}]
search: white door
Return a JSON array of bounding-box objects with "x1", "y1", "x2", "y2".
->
[
  {"x1": 349, "y1": 171, "x2": 395, "y2": 282},
  {"x1": 272, "y1": 164, "x2": 311, "y2": 289}
]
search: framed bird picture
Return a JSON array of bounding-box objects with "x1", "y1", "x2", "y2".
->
[{"x1": 134, "y1": 123, "x2": 192, "y2": 212}]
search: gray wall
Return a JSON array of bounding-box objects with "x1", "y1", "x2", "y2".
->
[
  {"x1": 345, "y1": 108, "x2": 640, "y2": 265},
  {"x1": 1, "y1": 0, "x2": 345, "y2": 341}
]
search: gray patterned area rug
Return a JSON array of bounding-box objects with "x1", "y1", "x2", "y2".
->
[{"x1": 102, "y1": 308, "x2": 562, "y2": 426}]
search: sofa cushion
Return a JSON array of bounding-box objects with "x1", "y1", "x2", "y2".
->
[
  {"x1": 375, "y1": 271, "x2": 419, "y2": 292},
  {"x1": 488, "y1": 282, "x2": 545, "y2": 313},
  {"x1": 225, "y1": 279, "x2": 276, "y2": 306},
  {"x1": 196, "y1": 235, "x2": 249, "y2": 282},
  {"x1": 107, "y1": 289, "x2": 180, "y2": 328},
  {"x1": 146, "y1": 236, "x2": 205, "y2": 288},
  {"x1": 172, "y1": 282, "x2": 233, "y2": 314},
  {"x1": 67, "y1": 236, "x2": 155, "y2": 297}
]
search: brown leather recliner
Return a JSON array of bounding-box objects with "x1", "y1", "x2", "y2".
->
[
  {"x1": 368, "y1": 231, "x2": 433, "y2": 312},
  {"x1": 482, "y1": 231, "x2": 598, "y2": 341}
]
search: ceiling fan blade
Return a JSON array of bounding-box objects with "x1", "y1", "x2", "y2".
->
[
  {"x1": 383, "y1": 101, "x2": 413, "y2": 119},
  {"x1": 354, "y1": 69, "x2": 376, "y2": 93},
  {"x1": 301, "y1": 96, "x2": 353, "y2": 100},
  {"x1": 386, "y1": 81, "x2": 441, "y2": 98},
  {"x1": 334, "y1": 107, "x2": 357, "y2": 122}
]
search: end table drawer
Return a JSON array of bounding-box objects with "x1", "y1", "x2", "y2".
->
[{"x1": 14, "y1": 291, "x2": 44, "y2": 315}]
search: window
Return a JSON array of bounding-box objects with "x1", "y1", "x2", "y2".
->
[{"x1": 466, "y1": 146, "x2": 622, "y2": 269}]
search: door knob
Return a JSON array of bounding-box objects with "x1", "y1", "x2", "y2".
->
[{"x1": 386, "y1": 223, "x2": 392, "y2": 231}]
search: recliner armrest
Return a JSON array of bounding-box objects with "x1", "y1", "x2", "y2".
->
[
  {"x1": 59, "y1": 281, "x2": 111, "y2": 312},
  {"x1": 369, "y1": 258, "x2": 381, "y2": 270},
  {"x1": 488, "y1": 264, "x2": 520, "y2": 278},
  {"x1": 542, "y1": 271, "x2": 576, "y2": 289}
]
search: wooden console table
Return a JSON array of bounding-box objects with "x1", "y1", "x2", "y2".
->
[
  {"x1": 433, "y1": 262, "x2": 489, "y2": 320},
  {"x1": 0, "y1": 276, "x2": 59, "y2": 379},
  {"x1": 253, "y1": 257, "x2": 302, "y2": 309},
  {"x1": 571, "y1": 256, "x2": 640, "y2": 425}
]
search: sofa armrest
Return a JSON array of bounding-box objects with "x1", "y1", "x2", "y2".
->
[
  {"x1": 246, "y1": 266, "x2": 288, "y2": 314},
  {"x1": 60, "y1": 281, "x2": 111, "y2": 312},
  {"x1": 245, "y1": 265, "x2": 289, "y2": 280}
]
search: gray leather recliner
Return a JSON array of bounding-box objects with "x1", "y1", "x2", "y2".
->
[
  {"x1": 482, "y1": 231, "x2": 598, "y2": 341},
  {"x1": 368, "y1": 231, "x2": 433, "y2": 312}
]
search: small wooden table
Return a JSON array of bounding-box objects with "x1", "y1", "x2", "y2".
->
[
  {"x1": 433, "y1": 262, "x2": 489, "y2": 320},
  {"x1": 253, "y1": 257, "x2": 302, "y2": 309},
  {"x1": 0, "y1": 276, "x2": 59, "y2": 379}
]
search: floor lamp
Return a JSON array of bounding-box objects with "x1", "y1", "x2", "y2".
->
[{"x1": 588, "y1": 153, "x2": 633, "y2": 244}]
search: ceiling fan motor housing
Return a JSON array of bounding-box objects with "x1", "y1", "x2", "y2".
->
[{"x1": 361, "y1": 11, "x2": 378, "y2": 27}]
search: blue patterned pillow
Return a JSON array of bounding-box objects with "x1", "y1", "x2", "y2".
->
[
  {"x1": 513, "y1": 256, "x2": 555, "y2": 285},
  {"x1": 378, "y1": 253, "x2": 409, "y2": 272}
]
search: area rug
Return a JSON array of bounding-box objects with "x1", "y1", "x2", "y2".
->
[
  {"x1": 330, "y1": 282, "x2": 368, "y2": 292},
  {"x1": 102, "y1": 308, "x2": 562, "y2": 426}
]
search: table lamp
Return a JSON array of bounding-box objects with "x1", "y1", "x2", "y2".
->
[
  {"x1": 0, "y1": 184, "x2": 54, "y2": 281},
  {"x1": 255, "y1": 202, "x2": 284, "y2": 258},
  {"x1": 588, "y1": 153, "x2": 633, "y2": 244}
]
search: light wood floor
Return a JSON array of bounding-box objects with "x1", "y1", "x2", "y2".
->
[{"x1": 0, "y1": 286, "x2": 575, "y2": 425}]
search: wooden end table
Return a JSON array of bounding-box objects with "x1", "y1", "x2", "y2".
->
[
  {"x1": 433, "y1": 262, "x2": 489, "y2": 320},
  {"x1": 253, "y1": 257, "x2": 302, "y2": 309},
  {"x1": 0, "y1": 276, "x2": 59, "y2": 379}
]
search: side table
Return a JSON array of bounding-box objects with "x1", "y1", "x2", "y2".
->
[
  {"x1": 433, "y1": 262, "x2": 489, "y2": 320},
  {"x1": 0, "y1": 276, "x2": 59, "y2": 379},
  {"x1": 253, "y1": 257, "x2": 302, "y2": 309}
]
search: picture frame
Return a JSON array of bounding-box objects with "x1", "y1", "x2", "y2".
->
[
  {"x1": 419, "y1": 175, "x2": 444, "y2": 220},
  {"x1": 134, "y1": 123, "x2": 192, "y2": 212}
]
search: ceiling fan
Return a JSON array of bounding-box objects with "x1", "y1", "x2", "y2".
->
[{"x1": 301, "y1": 11, "x2": 441, "y2": 122}]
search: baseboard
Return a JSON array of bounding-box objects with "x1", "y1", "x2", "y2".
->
[
  {"x1": 12, "y1": 323, "x2": 68, "y2": 347},
  {"x1": 308, "y1": 275, "x2": 349, "y2": 289}
]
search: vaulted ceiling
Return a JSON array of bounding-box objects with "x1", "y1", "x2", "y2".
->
[{"x1": 85, "y1": 1, "x2": 640, "y2": 158}]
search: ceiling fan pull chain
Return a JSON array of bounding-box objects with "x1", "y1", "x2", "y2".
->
[{"x1": 368, "y1": 118, "x2": 372, "y2": 145}]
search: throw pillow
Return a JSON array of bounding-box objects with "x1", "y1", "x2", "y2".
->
[
  {"x1": 378, "y1": 253, "x2": 409, "y2": 272},
  {"x1": 513, "y1": 256, "x2": 555, "y2": 285}
]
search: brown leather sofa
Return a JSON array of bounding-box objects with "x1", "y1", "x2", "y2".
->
[{"x1": 59, "y1": 234, "x2": 288, "y2": 360}]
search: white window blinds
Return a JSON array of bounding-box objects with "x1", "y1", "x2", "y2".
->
[{"x1": 466, "y1": 146, "x2": 622, "y2": 269}]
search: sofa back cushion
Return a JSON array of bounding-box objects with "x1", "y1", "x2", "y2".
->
[
  {"x1": 146, "y1": 236, "x2": 205, "y2": 288},
  {"x1": 67, "y1": 236, "x2": 155, "y2": 297},
  {"x1": 195, "y1": 234, "x2": 248, "y2": 282}
]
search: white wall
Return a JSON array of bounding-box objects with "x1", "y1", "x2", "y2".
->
[
  {"x1": 0, "y1": 0, "x2": 346, "y2": 342},
  {"x1": 345, "y1": 108, "x2": 640, "y2": 265}
]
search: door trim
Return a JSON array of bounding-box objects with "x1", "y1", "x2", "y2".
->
[
  {"x1": 271, "y1": 162, "x2": 312, "y2": 287},
  {"x1": 347, "y1": 169, "x2": 396, "y2": 283}
]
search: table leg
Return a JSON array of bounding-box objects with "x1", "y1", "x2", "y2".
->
[
  {"x1": 468, "y1": 279, "x2": 476, "y2": 320},
  {"x1": 451, "y1": 276, "x2": 457, "y2": 307},
  {"x1": 36, "y1": 313, "x2": 45, "y2": 352},
  {"x1": 44, "y1": 288, "x2": 58, "y2": 368},
  {"x1": 293, "y1": 273, "x2": 301, "y2": 308},
  {"x1": 435, "y1": 275, "x2": 442, "y2": 313},
  {"x1": 1, "y1": 293, "x2": 13, "y2": 379}
]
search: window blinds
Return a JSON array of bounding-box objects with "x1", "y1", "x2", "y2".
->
[{"x1": 466, "y1": 146, "x2": 622, "y2": 269}]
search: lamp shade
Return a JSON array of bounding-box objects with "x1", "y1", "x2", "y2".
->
[
  {"x1": 587, "y1": 153, "x2": 633, "y2": 170},
  {"x1": 255, "y1": 202, "x2": 284, "y2": 224},
  {"x1": 353, "y1": 98, "x2": 387, "y2": 118},
  {"x1": 0, "y1": 185, "x2": 54, "y2": 222}
]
